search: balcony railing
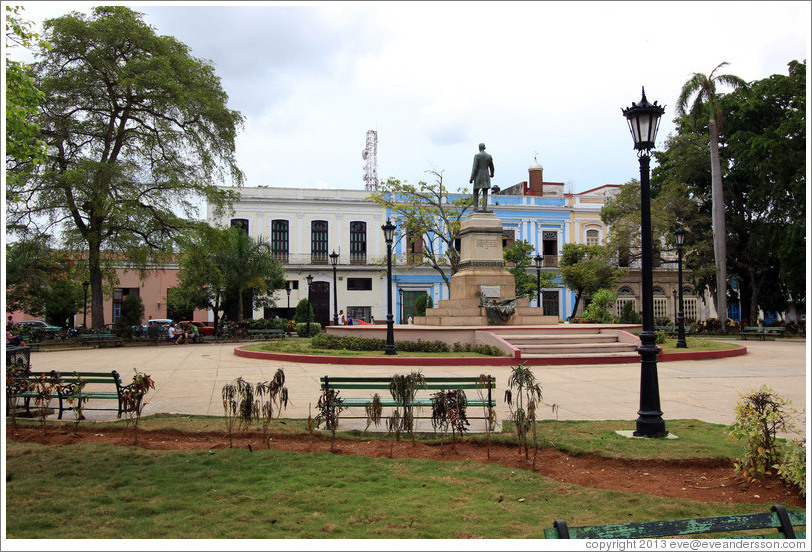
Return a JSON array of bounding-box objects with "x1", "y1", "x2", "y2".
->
[
  {"x1": 311, "y1": 251, "x2": 328, "y2": 265},
  {"x1": 349, "y1": 251, "x2": 367, "y2": 265}
]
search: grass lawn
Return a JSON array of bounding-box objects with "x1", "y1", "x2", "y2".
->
[
  {"x1": 4, "y1": 415, "x2": 784, "y2": 539},
  {"x1": 242, "y1": 338, "x2": 504, "y2": 357},
  {"x1": 658, "y1": 337, "x2": 741, "y2": 353}
]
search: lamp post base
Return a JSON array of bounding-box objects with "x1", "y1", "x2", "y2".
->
[
  {"x1": 633, "y1": 418, "x2": 668, "y2": 438},
  {"x1": 635, "y1": 332, "x2": 667, "y2": 438}
]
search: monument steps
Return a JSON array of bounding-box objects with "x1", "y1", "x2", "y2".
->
[
  {"x1": 500, "y1": 333, "x2": 619, "y2": 344},
  {"x1": 521, "y1": 351, "x2": 640, "y2": 360},
  {"x1": 514, "y1": 342, "x2": 638, "y2": 355}
]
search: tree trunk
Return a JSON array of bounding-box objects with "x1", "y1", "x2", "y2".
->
[
  {"x1": 237, "y1": 287, "x2": 244, "y2": 323},
  {"x1": 570, "y1": 291, "x2": 582, "y2": 320},
  {"x1": 748, "y1": 267, "x2": 762, "y2": 326},
  {"x1": 88, "y1": 239, "x2": 105, "y2": 330},
  {"x1": 708, "y1": 118, "x2": 728, "y2": 329}
]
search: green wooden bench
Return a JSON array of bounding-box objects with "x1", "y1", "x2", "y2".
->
[
  {"x1": 740, "y1": 326, "x2": 785, "y2": 341},
  {"x1": 655, "y1": 325, "x2": 693, "y2": 336},
  {"x1": 319, "y1": 375, "x2": 496, "y2": 420},
  {"x1": 80, "y1": 333, "x2": 123, "y2": 348},
  {"x1": 247, "y1": 329, "x2": 285, "y2": 340},
  {"x1": 544, "y1": 505, "x2": 805, "y2": 539},
  {"x1": 11, "y1": 370, "x2": 138, "y2": 419}
]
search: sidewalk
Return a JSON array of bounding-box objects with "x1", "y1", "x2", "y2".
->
[{"x1": 21, "y1": 339, "x2": 808, "y2": 429}]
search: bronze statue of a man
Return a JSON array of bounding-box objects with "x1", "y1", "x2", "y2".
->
[{"x1": 469, "y1": 143, "x2": 494, "y2": 212}]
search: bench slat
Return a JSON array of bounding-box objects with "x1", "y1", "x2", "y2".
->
[{"x1": 545, "y1": 509, "x2": 806, "y2": 539}]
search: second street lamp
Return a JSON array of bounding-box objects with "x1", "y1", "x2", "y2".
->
[
  {"x1": 623, "y1": 87, "x2": 667, "y2": 438},
  {"x1": 674, "y1": 227, "x2": 688, "y2": 348},
  {"x1": 382, "y1": 218, "x2": 397, "y2": 355},
  {"x1": 534, "y1": 254, "x2": 543, "y2": 309},
  {"x1": 306, "y1": 274, "x2": 314, "y2": 338},
  {"x1": 330, "y1": 251, "x2": 339, "y2": 326}
]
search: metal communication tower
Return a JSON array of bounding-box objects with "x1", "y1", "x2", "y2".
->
[{"x1": 362, "y1": 130, "x2": 378, "y2": 191}]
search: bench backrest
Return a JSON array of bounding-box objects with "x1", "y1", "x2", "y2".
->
[
  {"x1": 321, "y1": 375, "x2": 496, "y2": 404},
  {"x1": 545, "y1": 505, "x2": 805, "y2": 539},
  {"x1": 321, "y1": 376, "x2": 495, "y2": 391},
  {"x1": 20, "y1": 370, "x2": 122, "y2": 389}
]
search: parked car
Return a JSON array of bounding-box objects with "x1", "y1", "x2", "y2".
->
[
  {"x1": 348, "y1": 318, "x2": 371, "y2": 325},
  {"x1": 14, "y1": 320, "x2": 62, "y2": 333},
  {"x1": 144, "y1": 318, "x2": 174, "y2": 329},
  {"x1": 13, "y1": 320, "x2": 63, "y2": 341},
  {"x1": 178, "y1": 320, "x2": 215, "y2": 336}
]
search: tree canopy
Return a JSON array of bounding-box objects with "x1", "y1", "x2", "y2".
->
[
  {"x1": 503, "y1": 239, "x2": 556, "y2": 300},
  {"x1": 370, "y1": 171, "x2": 473, "y2": 289},
  {"x1": 6, "y1": 6, "x2": 244, "y2": 328},
  {"x1": 559, "y1": 243, "x2": 625, "y2": 320},
  {"x1": 171, "y1": 225, "x2": 286, "y2": 326},
  {"x1": 650, "y1": 60, "x2": 805, "y2": 324}
]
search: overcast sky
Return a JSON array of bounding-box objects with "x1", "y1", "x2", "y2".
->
[{"x1": 10, "y1": 1, "x2": 811, "y2": 195}]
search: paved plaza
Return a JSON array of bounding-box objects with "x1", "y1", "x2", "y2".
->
[{"x1": 22, "y1": 339, "x2": 808, "y2": 431}]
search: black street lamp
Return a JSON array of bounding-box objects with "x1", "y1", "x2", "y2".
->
[
  {"x1": 382, "y1": 218, "x2": 397, "y2": 355},
  {"x1": 534, "y1": 254, "x2": 543, "y2": 309},
  {"x1": 82, "y1": 281, "x2": 89, "y2": 328},
  {"x1": 674, "y1": 227, "x2": 688, "y2": 348},
  {"x1": 398, "y1": 287, "x2": 403, "y2": 324},
  {"x1": 623, "y1": 87, "x2": 667, "y2": 438},
  {"x1": 285, "y1": 281, "x2": 291, "y2": 311},
  {"x1": 330, "y1": 250, "x2": 340, "y2": 326},
  {"x1": 306, "y1": 274, "x2": 314, "y2": 338}
]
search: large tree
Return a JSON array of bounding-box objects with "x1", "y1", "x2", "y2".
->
[
  {"x1": 675, "y1": 62, "x2": 746, "y2": 327},
  {"x1": 5, "y1": 5, "x2": 48, "y2": 188},
  {"x1": 6, "y1": 7, "x2": 243, "y2": 329},
  {"x1": 719, "y1": 60, "x2": 806, "y2": 324},
  {"x1": 370, "y1": 171, "x2": 473, "y2": 290}
]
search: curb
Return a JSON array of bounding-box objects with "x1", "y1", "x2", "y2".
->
[{"x1": 233, "y1": 343, "x2": 748, "y2": 366}]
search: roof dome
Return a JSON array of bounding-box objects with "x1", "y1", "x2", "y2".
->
[{"x1": 529, "y1": 157, "x2": 543, "y2": 171}]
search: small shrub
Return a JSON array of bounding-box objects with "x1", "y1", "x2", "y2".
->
[
  {"x1": 358, "y1": 394, "x2": 383, "y2": 440},
  {"x1": 315, "y1": 387, "x2": 346, "y2": 451},
  {"x1": 430, "y1": 388, "x2": 469, "y2": 449},
  {"x1": 293, "y1": 299, "x2": 314, "y2": 323},
  {"x1": 655, "y1": 330, "x2": 667, "y2": 344},
  {"x1": 389, "y1": 371, "x2": 425, "y2": 445},
  {"x1": 296, "y1": 322, "x2": 321, "y2": 337},
  {"x1": 120, "y1": 369, "x2": 155, "y2": 444},
  {"x1": 654, "y1": 315, "x2": 672, "y2": 327},
  {"x1": 582, "y1": 289, "x2": 617, "y2": 323},
  {"x1": 728, "y1": 386, "x2": 799, "y2": 481},
  {"x1": 32, "y1": 372, "x2": 58, "y2": 435},
  {"x1": 775, "y1": 438, "x2": 806, "y2": 497},
  {"x1": 222, "y1": 377, "x2": 255, "y2": 447},
  {"x1": 619, "y1": 300, "x2": 641, "y2": 324},
  {"x1": 414, "y1": 293, "x2": 433, "y2": 316}
]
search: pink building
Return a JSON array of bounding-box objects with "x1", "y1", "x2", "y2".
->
[{"x1": 7, "y1": 265, "x2": 210, "y2": 328}]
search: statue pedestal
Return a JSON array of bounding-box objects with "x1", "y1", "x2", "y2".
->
[{"x1": 414, "y1": 212, "x2": 558, "y2": 326}]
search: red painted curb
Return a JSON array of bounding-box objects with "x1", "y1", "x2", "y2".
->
[{"x1": 233, "y1": 344, "x2": 748, "y2": 366}]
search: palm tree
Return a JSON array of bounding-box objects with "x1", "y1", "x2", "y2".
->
[
  {"x1": 223, "y1": 228, "x2": 285, "y2": 322},
  {"x1": 676, "y1": 62, "x2": 746, "y2": 329}
]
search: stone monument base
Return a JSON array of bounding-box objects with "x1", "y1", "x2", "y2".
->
[{"x1": 412, "y1": 212, "x2": 558, "y2": 326}]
